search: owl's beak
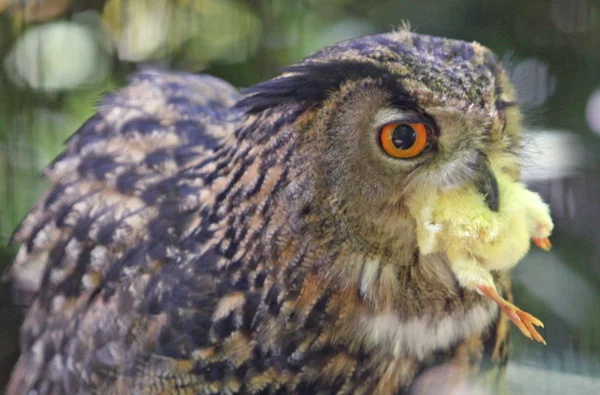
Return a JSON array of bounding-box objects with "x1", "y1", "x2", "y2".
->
[{"x1": 475, "y1": 159, "x2": 500, "y2": 212}]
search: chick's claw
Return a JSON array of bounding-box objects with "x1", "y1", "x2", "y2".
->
[
  {"x1": 515, "y1": 309, "x2": 546, "y2": 345},
  {"x1": 502, "y1": 304, "x2": 546, "y2": 345},
  {"x1": 477, "y1": 284, "x2": 546, "y2": 345},
  {"x1": 532, "y1": 237, "x2": 552, "y2": 251}
]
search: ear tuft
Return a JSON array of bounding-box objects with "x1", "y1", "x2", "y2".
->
[{"x1": 236, "y1": 60, "x2": 412, "y2": 114}]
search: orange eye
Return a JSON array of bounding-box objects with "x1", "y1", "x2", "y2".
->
[{"x1": 379, "y1": 122, "x2": 428, "y2": 158}]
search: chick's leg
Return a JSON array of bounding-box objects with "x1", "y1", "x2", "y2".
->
[
  {"x1": 450, "y1": 256, "x2": 546, "y2": 344},
  {"x1": 476, "y1": 284, "x2": 546, "y2": 345},
  {"x1": 520, "y1": 187, "x2": 554, "y2": 251}
]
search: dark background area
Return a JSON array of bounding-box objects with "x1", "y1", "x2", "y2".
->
[{"x1": 1, "y1": 0, "x2": 599, "y2": 392}]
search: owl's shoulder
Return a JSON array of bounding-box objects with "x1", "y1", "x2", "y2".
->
[{"x1": 6, "y1": 69, "x2": 241, "y2": 394}]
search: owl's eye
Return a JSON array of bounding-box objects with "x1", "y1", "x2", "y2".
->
[{"x1": 379, "y1": 122, "x2": 428, "y2": 158}]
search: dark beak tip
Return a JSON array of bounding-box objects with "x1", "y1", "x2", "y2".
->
[{"x1": 476, "y1": 161, "x2": 500, "y2": 212}]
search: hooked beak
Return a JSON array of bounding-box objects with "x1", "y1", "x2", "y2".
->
[{"x1": 475, "y1": 157, "x2": 500, "y2": 212}]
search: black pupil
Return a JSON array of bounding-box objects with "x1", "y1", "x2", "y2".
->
[{"x1": 391, "y1": 124, "x2": 416, "y2": 150}]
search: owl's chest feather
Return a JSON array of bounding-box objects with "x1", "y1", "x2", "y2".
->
[{"x1": 356, "y1": 301, "x2": 498, "y2": 359}]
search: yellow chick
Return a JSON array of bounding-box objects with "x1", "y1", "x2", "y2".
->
[{"x1": 407, "y1": 165, "x2": 553, "y2": 344}]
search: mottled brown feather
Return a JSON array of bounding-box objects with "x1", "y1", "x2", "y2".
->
[{"x1": 7, "y1": 31, "x2": 522, "y2": 394}]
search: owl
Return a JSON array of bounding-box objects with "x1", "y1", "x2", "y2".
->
[{"x1": 6, "y1": 29, "x2": 551, "y2": 394}]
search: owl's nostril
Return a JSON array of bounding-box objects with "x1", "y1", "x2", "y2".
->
[{"x1": 475, "y1": 159, "x2": 500, "y2": 212}]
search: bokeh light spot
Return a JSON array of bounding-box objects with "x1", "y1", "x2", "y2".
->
[
  {"x1": 585, "y1": 89, "x2": 600, "y2": 135},
  {"x1": 3, "y1": 21, "x2": 109, "y2": 91}
]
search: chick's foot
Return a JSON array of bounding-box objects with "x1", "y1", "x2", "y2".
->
[{"x1": 477, "y1": 284, "x2": 546, "y2": 345}]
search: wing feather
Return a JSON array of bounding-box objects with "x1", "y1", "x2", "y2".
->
[{"x1": 6, "y1": 69, "x2": 240, "y2": 394}]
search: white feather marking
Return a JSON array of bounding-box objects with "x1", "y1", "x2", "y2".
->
[
  {"x1": 12, "y1": 249, "x2": 48, "y2": 291},
  {"x1": 372, "y1": 108, "x2": 409, "y2": 128},
  {"x1": 65, "y1": 238, "x2": 82, "y2": 261},
  {"x1": 360, "y1": 258, "x2": 382, "y2": 296},
  {"x1": 419, "y1": 205, "x2": 443, "y2": 254},
  {"x1": 89, "y1": 246, "x2": 107, "y2": 270},
  {"x1": 359, "y1": 302, "x2": 498, "y2": 358},
  {"x1": 52, "y1": 295, "x2": 66, "y2": 313}
]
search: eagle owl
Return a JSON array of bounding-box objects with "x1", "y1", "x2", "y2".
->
[{"x1": 6, "y1": 30, "x2": 552, "y2": 394}]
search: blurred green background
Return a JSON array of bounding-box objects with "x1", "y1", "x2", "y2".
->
[{"x1": 1, "y1": 0, "x2": 599, "y2": 392}]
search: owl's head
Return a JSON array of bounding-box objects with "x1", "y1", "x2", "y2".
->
[{"x1": 237, "y1": 30, "x2": 522, "y2": 262}]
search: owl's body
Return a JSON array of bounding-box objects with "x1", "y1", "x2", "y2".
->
[{"x1": 7, "y1": 30, "x2": 534, "y2": 394}]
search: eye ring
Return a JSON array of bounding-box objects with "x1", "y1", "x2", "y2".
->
[{"x1": 379, "y1": 122, "x2": 428, "y2": 159}]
